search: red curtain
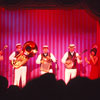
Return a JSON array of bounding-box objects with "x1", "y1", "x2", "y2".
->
[
  {"x1": 0, "y1": 8, "x2": 98, "y2": 86},
  {"x1": 97, "y1": 21, "x2": 100, "y2": 56}
]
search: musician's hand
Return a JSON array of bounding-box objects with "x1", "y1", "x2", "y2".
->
[
  {"x1": 85, "y1": 57, "x2": 90, "y2": 64},
  {"x1": 47, "y1": 56, "x2": 50, "y2": 60},
  {"x1": 90, "y1": 54, "x2": 93, "y2": 59},
  {"x1": 41, "y1": 60, "x2": 44, "y2": 64},
  {"x1": 17, "y1": 58, "x2": 22, "y2": 61},
  {"x1": 77, "y1": 56, "x2": 82, "y2": 60}
]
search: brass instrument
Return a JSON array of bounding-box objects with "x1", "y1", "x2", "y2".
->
[{"x1": 12, "y1": 41, "x2": 38, "y2": 69}]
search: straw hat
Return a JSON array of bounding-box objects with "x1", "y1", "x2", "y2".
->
[
  {"x1": 16, "y1": 43, "x2": 21, "y2": 47},
  {"x1": 43, "y1": 45, "x2": 48, "y2": 48},
  {"x1": 68, "y1": 44, "x2": 76, "y2": 48}
]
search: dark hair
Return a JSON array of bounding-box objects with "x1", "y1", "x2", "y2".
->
[{"x1": 90, "y1": 48, "x2": 97, "y2": 56}]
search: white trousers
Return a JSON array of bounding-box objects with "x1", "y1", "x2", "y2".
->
[
  {"x1": 65, "y1": 68, "x2": 77, "y2": 85},
  {"x1": 41, "y1": 69, "x2": 53, "y2": 75},
  {"x1": 14, "y1": 66, "x2": 27, "y2": 87}
]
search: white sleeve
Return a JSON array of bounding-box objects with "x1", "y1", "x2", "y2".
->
[
  {"x1": 50, "y1": 53, "x2": 56, "y2": 63},
  {"x1": 36, "y1": 54, "x2": 41, "y2": 64},
  {"x1": 9, "y1": 52, "x2": 16, "y2": 61},
  {"x1": 76, "y1": 53, "x2": 79, "y2": 57},
  {"x1": 76, "y1": 53, "x2": 82, "y2": 63},
  {"x1": 61, "y1": 52, "x2": 68, "y2": 64}
]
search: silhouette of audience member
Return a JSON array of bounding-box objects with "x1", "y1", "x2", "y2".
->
[
  {"x1": 66, "y1": 76, "x2": 100, "y2": 100},
  {"x1": 0, "y1": 75, "x2": 8, "y2": 100},
  {"x1": 0, "y1": 74, "x2": 100, "y2": 100},
  {"x1": 7, "y1": 85, "x2": 21, "y2": 100},
  {"x1": 0, "y1": 75, "x2": 8, "y2": 92},
  {"x1": 21, "y1": 73, "x2": 58, "y2": 100}
]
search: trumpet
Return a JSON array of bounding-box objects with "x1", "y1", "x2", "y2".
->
[{"x1": 12, "y1": 41, "x2": 38, "y2": 69}]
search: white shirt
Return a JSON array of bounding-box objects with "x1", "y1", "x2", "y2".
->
[
  {"x1": 9, "y1": 51, "x2": 16, "y2": 61},
  {"x1": 36, "y1": 53, "x2": 56, "y2": 64},
  {"x1": 9, "y1": 51, "x2": 27, "y2": 67},
  {"x1": 61, "y1": 51, "x2": 82, "y2": 64}
]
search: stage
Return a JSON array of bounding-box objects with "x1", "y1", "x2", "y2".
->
[{"x1": 0, "y1": 0, "x2": 100, "y2": 86}]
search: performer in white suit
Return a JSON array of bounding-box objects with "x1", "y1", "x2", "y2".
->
[
  {"x1": 62, "y1": 44, "x2": 82, "y2": 85},
  {"x1": 9, "y1": 43, "x2": 27, "y2": 87},
  {"x1": 36, "y1": 45, "x2": 56, "y2": 75}
]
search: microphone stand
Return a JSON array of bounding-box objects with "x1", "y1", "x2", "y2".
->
[
  {"x1": 12, "y1": 67, "x2": 15, "y2": 85},
  {"x1": 55, "y1": 60, "x2": 57, "y2": 79}
]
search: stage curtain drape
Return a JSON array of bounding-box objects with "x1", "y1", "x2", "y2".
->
[{"x1": 0, "y1": 9, "x2": 97, "y2": 86}]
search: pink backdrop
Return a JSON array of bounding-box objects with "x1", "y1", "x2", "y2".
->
[{"x1": 0, "y1": 9, "x2": 97, "y2": 86}]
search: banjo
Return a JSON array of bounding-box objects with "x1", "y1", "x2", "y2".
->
[{"x1": 65, "y1": 49, "x2": 87, "y2": 69}]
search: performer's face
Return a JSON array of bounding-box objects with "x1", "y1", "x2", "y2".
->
[
  {"x1": 69, "y1": 47, "x2": 75, "y2": 52},
  {"x1": 91, "y1": 51, "x2": 95, "y2": 56},
  {"x1": 16, "y1": 45, "x2": 22, "y2": 52},
  {"x1": 43, "y1": 48, "x2": 48, "y2": 54}
]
